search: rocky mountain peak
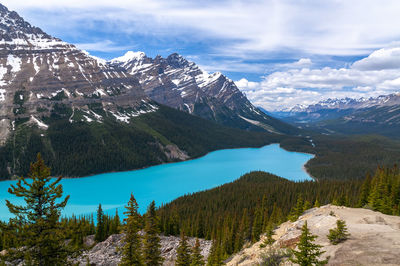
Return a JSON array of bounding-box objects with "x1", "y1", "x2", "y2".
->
[
  {"x1": 0, "y1": 4, "x2": 157, "y2": 145},
  {"x1": 0, "y1": 4, "x2": 72, "y2": 51},
  {"x1": 166, "y1": 53, "x2": 191, "y2": 68},
  {"x1": 110, "y1": 51, "x2": 146, "y2": 64},
  {"x1": 109, "y1": 50, "x2": 294, "y2": 133}
]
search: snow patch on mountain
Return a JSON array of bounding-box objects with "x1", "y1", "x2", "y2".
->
[
  {"x1": 0, "y1": 89, "x2": 6, "y2": 101},
  {"x1": 7, "y1": 55, "x2": 21, "y2": 72},
  {"x1": 29, "y1": 116, "x2": 48, "y2": 130},
  {"x1": 287, "y1": 92, "x2": 400, "y2": 113},
  {"x1": 110, "y1": 51, "x2": 146, "y2": 65}
]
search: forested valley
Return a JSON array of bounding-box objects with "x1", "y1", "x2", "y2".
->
[{"x1": 0, "y1": 155, "x2": 398, "y2": 265}]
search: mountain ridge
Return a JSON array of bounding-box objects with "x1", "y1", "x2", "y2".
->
[
  {"x1": 108, "y1": 51, "x2": 296, "y2": 134},
  {"x1": 0, "y1": 3, "x2": 293, "y2": 179},
  {"x1": 268, "y1": 92, "x2": 400, "y2": 138}
]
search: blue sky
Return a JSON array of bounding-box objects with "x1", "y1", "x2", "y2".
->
[{"x1": 4, "y1": 0, "x2": 400, "y2": 110}]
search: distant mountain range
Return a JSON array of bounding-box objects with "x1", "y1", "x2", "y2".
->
[
  {"x1": 268, "y1": 93, "x2": 400, "y2": 138},
  {"x1": 0, "y1": 3, "x2": 295, "y2": 179}
]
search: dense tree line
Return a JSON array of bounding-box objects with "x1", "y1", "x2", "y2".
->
[
  {"x1": 157, "y1": 165, "x2": 399, "y2": 262},
  {"x1": 157, "y1": 171, "x2": 363, "y2": 261},
  {"x1": 0, "y1": 155, "x2": 398, "y2": 265},
  {"x1": 358, "y1": 165, "x2": 400, "y2": 215},
  {"x1": 0, "y1": 156, "x2": 166, "y2": 265},
  {"x1": 281, "y1": 134, "x2": 400, "y2": 180},
  {"x1": 0, "y1": 104, "x2": 280, "y2": 179},
  {"x1": 1, "y1": 102, "x2": 400, "y2": 183}
]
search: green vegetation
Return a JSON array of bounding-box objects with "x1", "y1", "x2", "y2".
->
[
  {"x1": 327, "y1": 220, "x2": 350, "y2": 245},
  {"x1": 260, "y1": 248, "x2": 292, "y2": 266},
  {"x1": 176, "y1": 233, "x2": 191, "y2": 266},
  {"x1": 4, "y1": 154, "x2": 70, "y2": 264},
  {"x1": 360, "y1": 165, "x2": 400, "y2": 215},
  {"x1": 143, "y1": 201, "x2": 163, "y2": 266},
  {"x1": 2, "y1": 97, "x2": 399, "y2": 184},
  {"x1": 0, "y1": 105, "x2": 280, "y2": 180},
  {"x1": 313, "y1": 106, "x2": 400, "y2": 139},
  {"x1": 0, "y1": 155, "x2": 398, "y2": 264},
  {"x1": 120, "y1": 194, "x2": 143, "y2": 266},
  {"x1": 95, "y1": 204, "x2": 106, "y2": 242},
  {"x1": 190, "y1": 238, "x2": 205, "y2": 266},
  {"x1": 157, "y1": 171, "x2": 362, "y2": 260},
  {"x1": 290, "y1": 221, "x2": 328, "y2": 265},
  {"x1": 281, "y1": 134, "x2": 400, "y2": 180}
]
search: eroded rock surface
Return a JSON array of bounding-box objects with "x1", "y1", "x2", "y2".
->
[
  {"x1": 72, "y1": 233, "x2": 211, "y2": 266},
  {"x1": 227, "y1": 205, "x2": 400, "y2": 266}
]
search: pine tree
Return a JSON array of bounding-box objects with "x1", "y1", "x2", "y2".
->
[
  {"x1": 252, "y1": 206, "x2": 263, "y2": 242},
  {"x1": 143, "y1": 201, "x2": 163, "y2": 265},
  {"x1": 190, "y1": 238, "x2": 205, "y2": 266},
  {"x1": 289, "y1": 195, "x2": 304, "y2": 221},
  {"x1": 234, "y1": 208, "x2": 249, "y2": 252},
  {"x1": 176, "y1": 232, "x2": 191, "y2": 266},
  {"x1": 207, "y1": 239, "x2": 223, "y2": 266},
  {"x1": 358, "y1": 173, "x2": 372, "y2": 207},
  {"x1": 120, "y1": 194, "x2": 143, "y2": 266},
  {"x1": 327, "y1": 219, "x2": 350, "y2": 245},
  {"x1": 95, "y1": 204, "x2": 106, "y2": 242},
  {"x1": 314, "y1": 198, "x2": 320, "y2": 208},
  {"x1": 290, "y1": 221, "x2": 328, "y2": 266},
  {"x1": 303, "y1": 200, "x2": 312, "y2": 211},
  {"x1": 264, "y1": 224, "x2": 275, "y2": 245},
  {"x1": 5, "y1": 153, "x2": 70, "y2": 265},
  {"x1": 111, "y1": 209, "x2": 121, "y2": 235}
]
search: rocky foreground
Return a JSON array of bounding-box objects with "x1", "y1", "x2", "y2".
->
[
  {"x1": 71, "y1": 234, "x2": 211, "y2": 266},
  {"x1": 226, "y1": 205, "x2": 400, "y2": 265}
]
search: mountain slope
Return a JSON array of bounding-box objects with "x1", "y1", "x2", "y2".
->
[
  {"x1": 109, "y1": 52, "x2": 297, "y2": 134},
  {"x1": 0, "y1": 104, "x2": 280, "y2": 179},
  {"x1": 0, "y1": 3, "x2": 286, "y2": 179},
  {"x1": 314, "y1": 104, "x2": 400, "y2": 138},
  {"x1": 0, "y1": 3, "x2": 153, "y2": 145}
]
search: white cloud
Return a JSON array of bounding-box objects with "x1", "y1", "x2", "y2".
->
[
  {"x1": 288, "y1": 58, "x2": 312, "y2": 68},
  {"x1": 352, "y1": 47, "x2": 400, "y2": 70},
  {"x1": 236, "y1": 46, "x2": 400, "y2": 111},
  {"x1": 3, "y1": 0, "x2": 400, "y2": 110},
  {"x1": 3, "y1": 0, "x2": 400, "y2": 57},
  {"x1": 75, "y1": 40, "x2": 133, "y2": 52}
]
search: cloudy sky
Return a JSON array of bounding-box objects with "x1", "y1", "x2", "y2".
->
[{"x1": 3, "y1": 0, "x2": 400, "y2": 110}]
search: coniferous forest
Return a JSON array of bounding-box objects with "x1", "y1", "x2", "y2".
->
[{"x1": 0, "y1": 154, "x2": 398, "y2": 265}]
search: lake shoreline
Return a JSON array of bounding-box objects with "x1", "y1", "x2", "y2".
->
[
  {"x1": 4, "y1": 142, "x2": 316, "y2": 182},
  {"x1": 62, "y1": 143, "x2": 315, "y2": 181},
  {"x1": 50, "y1": 143, "x2": 282, "y2": 180},
  {"x1": 0, "y1": 144, "x2": 314, "y2": 220}
]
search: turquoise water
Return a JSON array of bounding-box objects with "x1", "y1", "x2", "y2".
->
[{"x1": 0, "y1": 144, "x2": 313, "y2": 220}]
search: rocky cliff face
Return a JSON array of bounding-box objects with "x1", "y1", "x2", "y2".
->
[
  {"x1": 0, "y1": 3, "x2": 296, "y2": 179},
  {"x1": 227, "y1": 205, "x2": 400, "y2": 265},
  {"x1": 0, "y1": 3, "x2": 156, "y2": 145},
  {"x1": 71, "y1": 233, "x2": 211, "y2": 266},
  {"x1": 110, "y1": 51, "x2": 292, "y2": 133},
  {"x1": 0, "y1": 1, "x2": 296, "y2": 148}
]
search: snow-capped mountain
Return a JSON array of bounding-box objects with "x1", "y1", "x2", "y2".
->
[
  {"x1": 0, "y1": 4, "x2": 158, "y2": 145},
  {"x1": 109, "y1": 51, "x2": 294, "y2": 133},
  {"x1": 0, "y1": 3, "x2": 299, "y2": 179},
  {"x1": 286, "y1": 93, "x2": 400, "y2": 114}
]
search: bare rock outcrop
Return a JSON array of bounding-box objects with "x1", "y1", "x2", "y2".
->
[
  {"x1": 71, "y1": 233, "x2": 211, "y2": 266},
  {"x1": 227, "y1": 205, "x2": 400, "y2": 265}
]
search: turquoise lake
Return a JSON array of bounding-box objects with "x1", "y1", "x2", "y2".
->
[{"x1": 0, "y1": 144, "x2": 313, "y2": 220}]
